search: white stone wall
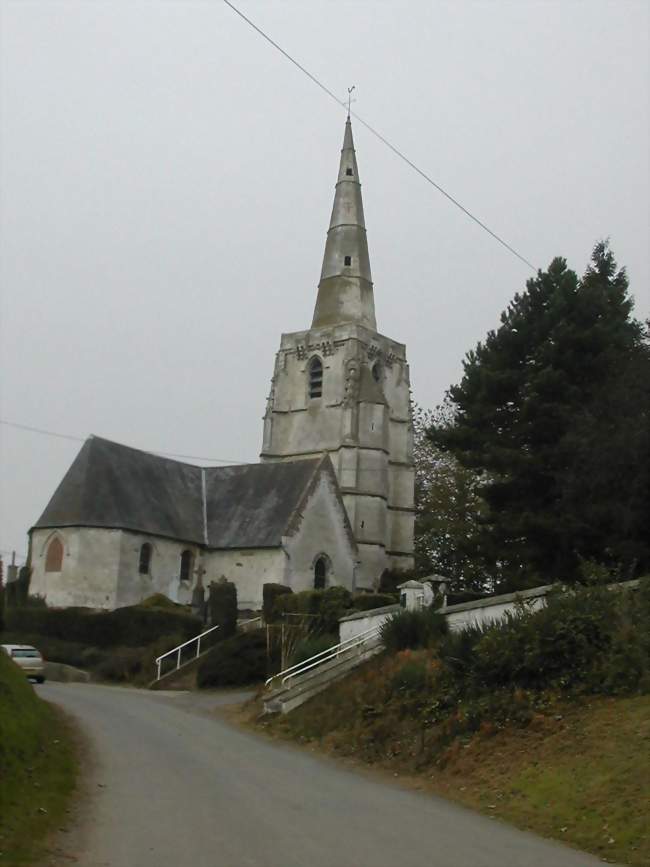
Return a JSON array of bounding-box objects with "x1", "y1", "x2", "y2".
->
[
  {"x1": 282, "y1": 472, "x2": 357, "y2": 594},
  {"x1": 444, "y1": 595, "x2": 547, "y2": 632},
  {"x1": 203, "y1": 548, "x2": 286, "y2": 611},
  {"x1": 29, "y1": 527, "x2": 121, "y2": 609},
  {"x1": 339, "y1": 605, "x2": 399, "y2": 643},
  {"x1": 114, "y1": 532, "x2": 203, "y2": 608}
]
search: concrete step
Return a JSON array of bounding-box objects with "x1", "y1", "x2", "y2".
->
[{"x1": 264, "y1": 637, "x2": 383, "y2": 714}]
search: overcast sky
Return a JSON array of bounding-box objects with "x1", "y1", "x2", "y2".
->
[{"x1": 1, "y1": 0, "x2": 648, "y2": 566}]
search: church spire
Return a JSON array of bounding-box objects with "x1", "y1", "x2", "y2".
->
[{"x1": 311, "y1": 118, "x2": 376, "y2": 331}]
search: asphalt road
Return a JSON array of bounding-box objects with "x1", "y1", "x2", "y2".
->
[{"x1": 40, "y1": 683, "x2": 605, "y2": 867}]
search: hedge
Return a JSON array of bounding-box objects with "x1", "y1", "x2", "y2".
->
[
  {"x1": 351, "y1": 593, "x2": 396, "y2": 612},
  {"x1": 208, "y1": 579, "x2": 238, "y2": 639},
  {"x1": 4, "y1": 602, "x2": 201, "y2": 648},
  {"x1": 262, "y1": 583, "x2": 292, "y2": 624},
  {"x1": 273, "y1": 587, "x2": 352, "y2": 634},
  {"x1": 197, "y1": 629, "x2": 278, "y2": 688}
]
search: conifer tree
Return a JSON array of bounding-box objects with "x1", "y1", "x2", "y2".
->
[{"x1": 429, "y1": 242, "x2": 647, "y2": 586}]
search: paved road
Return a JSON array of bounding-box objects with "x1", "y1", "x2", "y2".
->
[{"x1": 40, "y1": 683, "x2": 605, "y2": 867}]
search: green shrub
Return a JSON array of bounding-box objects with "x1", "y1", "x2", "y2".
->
[
  {"x1": 389, "y1": 657, "x2": 431, "y2": 696},
  {"x1": 4, "y1": 567, "x2": 31, "y2": 608},
  {"x1": 380, "y1": 607, "x2": 448, "y2": 652},
  {"x1": 290, "y1": 634, "x2": 338, "y2": 666},
  {"x1": 208, "y1": 579, "x2": 238, "y2": 639},
  {"x1": 263, "y1": 583, "x2": 292, "y2": 624},
  {"x1": 274, "y1": 586, "x2": 352, "y2": 634},
  {"x1": 197, "y1": 629, "x2": 276, "y2": 688},
  {"x1": 5, "y1": 603, "x2": 201, "y2": 648},
  {"x1": 436, "y1": 580, "x2": 650, "y2": 700},
  {"x1": 351, "y1": 593, "x2": 396, "y2": 612}
]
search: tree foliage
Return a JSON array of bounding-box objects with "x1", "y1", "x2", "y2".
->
[
  {"x1": 413, "y1": 403, "x2": 491, "y2": 591},
  {"x1": 429, "y1": 242, "x2": 648, "y2": 587}
]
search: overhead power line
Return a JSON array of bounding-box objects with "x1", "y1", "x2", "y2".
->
[
  {"x1": 222, "y1": 0, "x2": 537, "y2": 272},
  {"x1": 1, "y1": 418, "x2": 413, "y2": 474},
  {"x1": 0, "y1": 420, "x2": 243, "y2": 465}
]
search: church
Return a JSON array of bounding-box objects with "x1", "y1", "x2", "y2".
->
[{"x1": 27, "y1": 117, "x2": 415, "y2": 611}]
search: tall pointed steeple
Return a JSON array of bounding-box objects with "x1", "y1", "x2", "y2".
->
[{"x1": 312, "y1": 118, "x2": 376, "y2": 331}]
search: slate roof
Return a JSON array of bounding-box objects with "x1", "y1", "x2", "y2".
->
[{"x1": 33, "y1": 436, "x2": 324, "y2": 549}]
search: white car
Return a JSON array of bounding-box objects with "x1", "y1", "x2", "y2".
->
[{"x1": 1, "y1": 644, "x2": 46, "y2": 683}]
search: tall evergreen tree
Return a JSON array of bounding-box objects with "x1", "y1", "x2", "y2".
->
[{"x1": 430, "y1": 242, "x2": 647, "y2": 587}]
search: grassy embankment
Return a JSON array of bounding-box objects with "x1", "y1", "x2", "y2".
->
[
  {"x1": 261, "y1": 657, "x2": 649, "y2": 866},
  {"x1": 257, "y1": 581, "x2": 650, "y2": 866},
  {"x1": 0, "y1": 652, "x2": 78, "y2": 866}
]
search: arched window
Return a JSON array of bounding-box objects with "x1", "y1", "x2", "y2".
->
[
  {"x1": 180, "y1": 549, "x2": 193, "y2": 583},
  {"x1": 45, "y1": 537, "x2": 63, "y2": 573},
  {"x1": 139, "y1": 543, "x2": 152, "y2": 575},
  {"x1": 314, "y1": 556, "x2": 328, "y2": 590},
  {"x1": 372, "y1": 361, "x2": 382, "y2": 383},
  {"x1": 308, "y1": 357, "x2": 323, "y2": 399}
]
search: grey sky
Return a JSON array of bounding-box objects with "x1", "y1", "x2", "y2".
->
[{"x1": 1, "y1": 0, "x2": 648, "y2": 566}]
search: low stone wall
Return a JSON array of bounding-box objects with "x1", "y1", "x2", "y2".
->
[
  {"x1": 338, "y1": 579, "x2": 641, "y2": 642},
  {"x1": 339, "y1": 604, "x2": 400, "y2": 643},
  {"x1": 442, "y1": 584, "x2": 553, "y2": 632}
]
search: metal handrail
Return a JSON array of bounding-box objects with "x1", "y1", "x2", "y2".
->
[
  {"x1": 264, "y1": 624, "x2": 381, "y2": 689},
  {"x1": 155, "y1": 624, "x2": 220, "y2": 681},
  {"x1": 154, "y1": 617, "x2": 263, "y2": 681}
]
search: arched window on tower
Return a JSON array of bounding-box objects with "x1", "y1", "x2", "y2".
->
[
  {"x1": 314, "y1": 556, "x2": 328, "y2": 590},
  {"x1": 180, "y1": 549, "x2": 193, "y2": 583},
  {"x1": 372, "y1": 361, "x2": 382, "y2": 383},
  {"x1": 45, "y1": 537, "x2": 63, "y2": 573},
  {"x1": 308, "y1": 357, "x2": 323, "y2": 399},
  {"x1": 139, "y1": 543, "x2": 152, "y2": 575}
]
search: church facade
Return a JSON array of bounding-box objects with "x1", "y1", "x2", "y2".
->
[{"x1": 27, "y1": 118, "x2": 414, "y2": 610}]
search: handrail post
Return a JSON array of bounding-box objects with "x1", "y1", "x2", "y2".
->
[
  {"x1": 196, "y1": 636, "x2": 201, "y2": 658},
  {"x1": 177, "y1": 647, "x2": 181, "y2": 671}
]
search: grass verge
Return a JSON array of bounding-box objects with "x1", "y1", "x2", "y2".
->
[{"x1": 0, "y1": 653, "x2": 78, "y2": 866}]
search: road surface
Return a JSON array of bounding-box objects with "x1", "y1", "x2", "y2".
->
[{"x1": 40, "y1": 682, "x2": 605, "y2": 867}]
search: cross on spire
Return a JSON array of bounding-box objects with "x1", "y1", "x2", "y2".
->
[{"x1": 346, "y1": 85, "x2": 356, "y2": 119}]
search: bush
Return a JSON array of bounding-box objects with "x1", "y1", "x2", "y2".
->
[
  {"x1": 274, "y1": 586, "x2": 352, "y2": 634},
  {"x1": 380, "y1": 607, "x2": 448, "y2": 653},
  {"x1": 435, "y1": 579, "x2": 650, "y2": 700},
  {"x1": 290, "y1": 634, "x2": 338, "y2": 667},
  {"x1": 208, "y1": 579, "x2": 238, "y2": 639},
  {"x1": 389, "y1": 655, "x2": 431, "y2": 696},
  {"x1": 4, "y1": 603, "x2": 201, "y2": 648},
  {"x1": 263, "y1": 583, "x2": 292, "y2": 624},
  {"x1": 197, "y1": 629, "x2": 276, "y2": 688},
  {"x1": 351, "y1": 593, "x2": 396, "y2": 612},
  {"x1": 4, "y1": 567, "x2": 31, "y2": 608}
]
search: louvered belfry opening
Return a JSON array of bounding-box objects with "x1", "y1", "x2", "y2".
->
[{"x1": 309, "y1": 357, "x2": 323, "y2": 398}]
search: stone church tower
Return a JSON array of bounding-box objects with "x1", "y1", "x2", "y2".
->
[{"x1": 261, "y1": 118, "x2": 414, "y2": 588}]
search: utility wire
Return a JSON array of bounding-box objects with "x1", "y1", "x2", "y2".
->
[
  {"x1": 222, "y1": 0, "x2": 536, "y2": 272},
  {"x1": 0, "y1": 420, "x2": 243, "y2": 465},
  {"x1": 1, "y1": 418, "x2": 412, "y2": 473}
]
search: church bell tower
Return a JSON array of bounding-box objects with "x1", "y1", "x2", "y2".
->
[{"x1": 261, "y1": 117, "x2": 414, "y2": 588}]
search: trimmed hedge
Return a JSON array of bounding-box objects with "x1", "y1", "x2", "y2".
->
[
  {"x1": 208, "y1": 579, "x2": 237, "y2": 639},
  {"x1": 197, "y1": 629, "x2": 277, "y2": 688},
  {"x1": 263, "y1": 583, "x2": 293, "y2": 624},
  {"x1": 274, "y1": 586, "x2": 352, "y2": 634},
  {"x1": 351, "y1": 593, "x2": 396, "y2": 612},
  {"x1": 4, "y1": 602, "x2": 201, "y2": 648}
]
